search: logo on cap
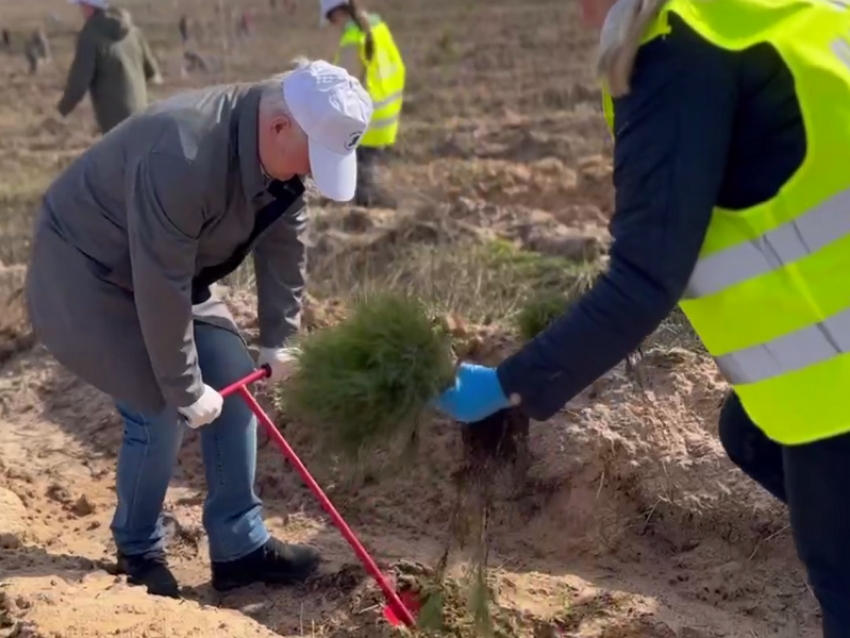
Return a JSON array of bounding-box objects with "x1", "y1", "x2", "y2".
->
[{"x1": 344, "y1": 131, "x2": 363, "y2": 151}]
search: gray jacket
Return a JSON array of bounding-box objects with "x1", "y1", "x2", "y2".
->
[
  {"x1": 57, "y1": 8, "x2": 160, "y2": 134},
  {"x1": 26, "y1": 84, "x2": 306, "y2": 413}
]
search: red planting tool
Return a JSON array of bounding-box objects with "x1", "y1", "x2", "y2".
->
[{"x1": 218, "y1": 366, "x2": 421, "y2": 629}]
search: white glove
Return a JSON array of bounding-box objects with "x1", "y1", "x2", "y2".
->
[
  {"x1": 177, "y1": 384, "x2": 223, "y2": 429},
  {"x1": 257, "y1": 347, "x2": 299, "y2": 382}
]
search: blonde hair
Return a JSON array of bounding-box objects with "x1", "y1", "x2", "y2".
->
[{"x1": 596, "y1": 0, "x2": 668, "y2": 98}]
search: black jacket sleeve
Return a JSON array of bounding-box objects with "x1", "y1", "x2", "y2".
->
[{"x1": 496, "y1": 17, "x2": 738, "y2": 421}]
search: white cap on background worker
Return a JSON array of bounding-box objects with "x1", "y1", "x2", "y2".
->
[
  {"x1": 281, "y1": 59, "x2": 372, "y2": 201},
  {"x1": 68, "y1": 0, "x2": 109, "y2": 9},
  {"x1": 319, "y1": 0, "x2": 348, "y2": 26}
]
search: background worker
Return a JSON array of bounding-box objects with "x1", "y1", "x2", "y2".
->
[
  {"x1": 178, "y1": 14, "x2": 189, "y2": 46},
  {"x1": 434, "y1": 0, "x2": 850, "y2": 634},
  {"x1": 27, "y1": 59, "x2": 372, "y2": 599},
  {"x1": 58, "y1": 0, "x2": 162, "y2": 134},
  {"x1": 24, "y1": 27, "x2": 51, "y2": 75},
  {"x1": 320, "y1": 0, "x2": 404, "y2": 207}
]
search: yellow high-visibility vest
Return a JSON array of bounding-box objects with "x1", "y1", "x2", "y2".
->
[
  {"x1": 334, "y1": 14, "x2": 405, "y2": 148},
  {"x1": 602, "y1": 0, "x2": 850, "y2": 445}
]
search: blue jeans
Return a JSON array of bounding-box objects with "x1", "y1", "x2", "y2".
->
[
  {"x1": 719, "y1": 392, "x2": 850, "y2": 638},
  {"x1": 110, "y1": 323, "x2": 269, "y2": 563}
]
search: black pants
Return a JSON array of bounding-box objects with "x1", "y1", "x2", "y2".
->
[
  {"x1": 354, "y1": 147, "x2": 383, "y2": 207},
  {"x1": 719, "y1": 392, "x2": 850, "y2": 637}
]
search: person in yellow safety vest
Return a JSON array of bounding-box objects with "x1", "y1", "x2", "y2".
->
[
  {"x1": 319, "y1": 0, "x2": 405, "y2": 207},
  {"x1": 432, "y1": 0, "x2": 850, "y2": 634}
]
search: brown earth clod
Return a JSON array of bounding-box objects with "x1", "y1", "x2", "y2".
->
[{"x1": 459, "y1": 406, "x2": 531, "y2": 475}]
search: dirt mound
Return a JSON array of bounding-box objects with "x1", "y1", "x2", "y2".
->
[
  {"x1": 515, "y1": 350, "x2": 784, "y2": 555},
  {"x1": 307, "y1": 199, "x2": 608, "y2": 277},
  {"x1": 0, "y1": 486, "x2": 39, "y2": 549},
  {"x1": 0, "y1": 559, "x2": 675, "y2": 638},
  {"x1": 392, "y1": 156, "x2": 612, "y2": 221},
  {"x1": 1, "y1": 573, "x2": 281, "y2": 638},
  {"x1": 314, "y1": 561, "x2": 677, "y2": 638},
  {"x1": 303, "y1": 152, "x2": 613, "y2": 277},
  {"x1": 402, "y1": 111, "x2": 609, "y2": 165}
]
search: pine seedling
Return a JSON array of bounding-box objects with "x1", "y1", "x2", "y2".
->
[{"x1": 281, "y1": 291, "x2": 455, "y2": 457}]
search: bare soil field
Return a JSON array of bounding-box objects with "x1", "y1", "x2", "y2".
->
[{"x1": 0, "y1": 0, "x2": 820, "y2": 636}]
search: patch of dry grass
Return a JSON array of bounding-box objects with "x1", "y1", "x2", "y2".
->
[
  {"x1": 237, "y1": 237, "x2": 603, "y2": 328},
  {"x1": 0, "y1": 176, "x2": 51, "y2": 267},
  {"x1": 0, "y1": 264, "x2": 33, "y2": 364},
  {"x1": 645, "y1": 307, "x2": 704, "y2": 353}
]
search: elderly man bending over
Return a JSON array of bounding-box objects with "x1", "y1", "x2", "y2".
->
[{"x1": 26, "y1": 60, "x2": 373, "y2": 598}]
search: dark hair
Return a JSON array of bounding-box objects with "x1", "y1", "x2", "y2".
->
[{"x1": 332, "y1": 0, "x2": 374, "y2": 62}]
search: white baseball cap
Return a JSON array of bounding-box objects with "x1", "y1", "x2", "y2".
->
[
  {"x1": 282, "y1": 60, "x2": 372, "y2": 202},
  {"x1": 319, "y1": 0, "x2": 348, "y2": 25},
  {"x1": 68, "y1": 0, "x2": 109, "y2": 9}
]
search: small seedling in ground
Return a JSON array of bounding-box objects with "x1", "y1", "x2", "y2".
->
[
  {"x1": 513, "y1": 291, "x2": 573, "y2": 342},
  {"x1": 496, "y1": 241, "x2": 601, "y2": 342}
]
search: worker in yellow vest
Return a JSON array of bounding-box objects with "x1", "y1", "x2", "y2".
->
[
  {"x1": 319, "y1": 0, "x2": 405, "y2": 207},
  {"x1": 433, "y1": 0, "x2": 850, "y2": 633}
]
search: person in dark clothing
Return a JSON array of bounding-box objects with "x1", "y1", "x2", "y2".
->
[
  {"x1": 59, "y1": 0, "x2": 161, "y2": 134},
  {"x1": 434, "y1": 0, "x2": 850, "y2": 635},
  {"x1": 178, "y1": 14, "x2": 189, "y2": 45},
  {"x1": 24, "y1": 27, "x2": 51, "y2": 74},
  {"x1": 183, "y1": 50, "x2": 209, "y2": 74},
  {"x1": 236, "y1": 10, "x2": 252, "y2": 39},
  {"x1": 354, "y1": 146, "x2": 383, "y2": 205}
]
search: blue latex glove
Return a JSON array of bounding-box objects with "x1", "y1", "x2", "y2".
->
[{"x1": 433, "y1": 363, "x2": 511, "y2": 423}]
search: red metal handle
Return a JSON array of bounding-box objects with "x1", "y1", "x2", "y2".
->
[
  {"x1": 219, "y1": 365, "x2": 272, "y2": 398},
  {"x1": 217, "y1": 368, "x2": 417, "y2": 628}
]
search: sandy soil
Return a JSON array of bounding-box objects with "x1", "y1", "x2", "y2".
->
[{"x1": 0, "y1": 0, "x2": 821, "y2": 636}]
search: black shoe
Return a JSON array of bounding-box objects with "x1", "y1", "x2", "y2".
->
[
  {"x1": 211, "y1": 537, "x2": 320, "y2": 592},
  {"x1": 116, "y1": 551, "x2": 180, "y2": 599}
]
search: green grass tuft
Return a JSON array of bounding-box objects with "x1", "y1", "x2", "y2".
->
[
  {"x1": 507, "y1": 243, "x2": 601, "y2": 342},
  {"x1": 483, "y1": 239, "x2": 597, "y2": 292},
  {"x1": 513, "y1": 292, "x2": 572, "y2": 342},
  {"x1": 280, "y1": 292, "x2": 456, "y2": 458}
]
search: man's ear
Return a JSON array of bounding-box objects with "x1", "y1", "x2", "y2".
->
[{"x1": 272, "y1": 114, "x2": 293, "y2": 136}]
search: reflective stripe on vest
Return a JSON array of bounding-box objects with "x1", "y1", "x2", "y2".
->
[
  {"x1": 372, "y1": 90, "x2": 403, "y2": 111},
  {"x1": 716, "y1": 306, "x2": 850, "y2": 385},
  {"x1": 683, "y1": 187, "x2": 850, "y2": 300},
  {"x1": 370, "y1": 113, "x2": 400, "y2": 131},
  {"x1": 601, "y1": 0, "x2": 850, "y2": 445},
  {"x1": 335, "y1": 15, "x2": 405, "y2": 148}
]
